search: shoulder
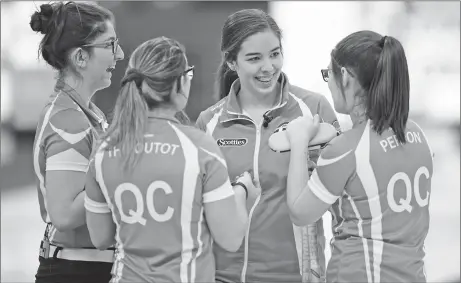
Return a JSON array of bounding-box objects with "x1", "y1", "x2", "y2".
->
[
  {"x1": 287, "y1": 84, "x2": 331, "y2": 115},
  {"x1": 319, "y1": 128, "x2": 361, "y2": 163},
  {"x1": 288, "y1": 84, "x2": 325, "y2": 103},
  {"x1": 170, "y1": 123, "x2": 215, "y2": 148},
  {"x1": 48, "y1": 107, "x2": 92, "y2": 134},
  {"x1": 197, "y1": 98, "x2": 227, "y2": 122},
  {"x1": 172, "y1": 123, "x2": 226, "y2": 164}
]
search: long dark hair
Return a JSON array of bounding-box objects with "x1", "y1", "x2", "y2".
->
[
  {"x1": 216, "y1": 9, "x2": 282, "y2": 99},
  {"x1": 331, "y1": 30, "x2": 410, "y2": 143}
]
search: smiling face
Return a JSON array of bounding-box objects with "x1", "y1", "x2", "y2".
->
[
  {"x1": 230, "y1": 29, "x2": 283, "y2": 97},
  {"x1": 81, "y1": 20, "x2": 125, "y2": 91}
]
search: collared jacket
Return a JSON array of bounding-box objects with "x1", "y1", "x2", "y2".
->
[
  {"x1": 33, "y1": 80, "x2": 107, "y2": 248},
  {"x1": 196, "y1": 73, "x2": 340, "y2": 283}
]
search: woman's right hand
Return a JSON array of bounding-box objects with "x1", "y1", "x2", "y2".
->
[{"x1": 234, "y1": 171, "x2": 261, "y2": 211}]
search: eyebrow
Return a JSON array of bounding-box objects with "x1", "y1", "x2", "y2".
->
[{"x1": 245, "y1": 46, "x2": 281, "y2": 57}]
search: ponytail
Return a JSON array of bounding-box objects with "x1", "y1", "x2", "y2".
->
[
  {"x1": 216, "y1": 60, "x2": 238, "y2": 100},
  {"x1": 102, "y1": 81, "x2": 148, "y2": 173},
  {"x1": 367, "y1": 36, "x2": 410, "y2": 144}
]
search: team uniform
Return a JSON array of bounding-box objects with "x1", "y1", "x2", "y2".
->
[
  {"x1": 32, "y1": 81, "x2": 112, "y2": 281},
  {"x1": 85, "y1": 113, "x2": 235, "y2": 283},
  {"x1": 196, "y1": 73, "x2": 341, "y2": 283},
  {"x1": 308, "y1": 119, "x2": 433, "y2": 283}
]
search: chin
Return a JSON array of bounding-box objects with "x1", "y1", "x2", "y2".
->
[
  {"x1": 252, "y1": 82, "x2": 278, "y2": 96},
  {"x1": 96, "y1": 79, "x2": 112, "y2": 91}
]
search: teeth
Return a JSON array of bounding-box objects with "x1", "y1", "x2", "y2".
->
[
  {"x1": 257, "y1": 77, "x2": 271, "y2": 82},
  {"x1": 256, "y1": 75, "x2": 273, "y2": 82}
]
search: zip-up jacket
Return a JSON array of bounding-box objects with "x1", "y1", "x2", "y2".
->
[{"x1": 196, "y1": 73, "x2": 340, "y2": 282}]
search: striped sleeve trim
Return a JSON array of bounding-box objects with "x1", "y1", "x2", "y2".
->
[
  {"x1": 308, "y1": 169, "x2": 339, "y2": 204},
  {"x1": 46, "y1": 148, "x2": 89, "y2": 172},
  {"x1": 84, "y1": 194, "x2": 110, "y2": 214},
  {"x1": 203, "y1": 179, "x2": 235, "y2": 203}
]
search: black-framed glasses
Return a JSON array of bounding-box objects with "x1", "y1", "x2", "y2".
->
[
  {"x1": 183, "y1": 65, "x2": 194, "y2": 79},
  {"x1": 321, "y1": 68, "x2": 331, "y2": 82},
  {"x1": 321, "y1": 66, "x2": 354, "y2": 83},
  {"x1": 82, "y1": 38, "x2": 119, "y2": 55}
]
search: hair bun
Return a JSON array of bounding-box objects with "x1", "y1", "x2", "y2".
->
[{"x1": 29, "y1": 4, "x2": 54, "y2": 34}]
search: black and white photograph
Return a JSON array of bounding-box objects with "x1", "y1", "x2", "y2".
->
[{"x1": 1, "y1": 1, "x2": 459, "y2": 282}]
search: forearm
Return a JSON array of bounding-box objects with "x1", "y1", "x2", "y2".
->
[
  {"x1": 54, "y1": 190, "x2": 86, "y2": 231},
  {"x1": 287, "y1": 142, "x2": 312, "y2": 223},
  {"x1": 233, "y1": 185, "x2": 249, "y2": 226}
]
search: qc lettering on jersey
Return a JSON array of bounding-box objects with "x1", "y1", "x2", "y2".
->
[
  {"x1": 308, "y1": 119, "x2": 433, "y2": 283},
  {"x1": 93, "y1": 116, "x2": 234, "y2": 283}
]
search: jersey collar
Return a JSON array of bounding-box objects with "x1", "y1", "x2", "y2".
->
[
  {"x1": 220, "y1": 72, "x2": 291, "y2": 123},
  {"x1": 55, "y1": 79, "x2": 108, "y2": 131}
]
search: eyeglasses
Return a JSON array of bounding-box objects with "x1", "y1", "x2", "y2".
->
[
  {"x1": 323, "y1": 55, "x2": 356, "y2": 83},
  {"x1": 82, "y1": 38, "x2": 119, "y2": 55},
  {"x1": 321, "y1": 68, "x2": 331, "y2": 82},
  {"x1": 183, "y1": 65, "x2": 194, "y2": 79},
  {"x1": 321, "y1": 66, "x2": 354, "y2": 83}
]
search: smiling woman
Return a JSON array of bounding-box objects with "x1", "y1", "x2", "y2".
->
[
  {"x1": 29, "y1": 1, "x2": 124, "y2": 282},
  {"x1": 196, "y1": 8, "x2": 340, "y2": 283}
]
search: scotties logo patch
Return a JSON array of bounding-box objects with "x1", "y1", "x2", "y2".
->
[{"x1": 217, "y1": 138, "x2": 248, "y2": 147}]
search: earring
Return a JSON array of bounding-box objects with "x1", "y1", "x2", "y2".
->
[{"x1": 227, "y1": 63, "x2": 235, "y2": 71}]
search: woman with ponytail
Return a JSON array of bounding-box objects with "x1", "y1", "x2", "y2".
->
[
  {"x1": 285, "y1": 30, "x2": 434, "y2": 282},
  {"x1": 30, "y1": 2, "x2": 124, "y2": 282},
  {"x1": 84, "y1": 36, "x2": 257, "y2": 282}
]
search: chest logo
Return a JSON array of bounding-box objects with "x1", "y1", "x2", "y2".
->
[{"x1": 216, "y1": 138, "x2": 248, "y2": 147}]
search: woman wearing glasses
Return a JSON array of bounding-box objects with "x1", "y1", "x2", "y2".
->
[
  {"x1": 84, "y1": 36, "x2": 256, "y2": 282},
  {"x1": 285, "y1": 31, "x2": 433, "y2": 282},
  {"x1": 30, "y1": 2, "x2": 124, "y2": 282}
]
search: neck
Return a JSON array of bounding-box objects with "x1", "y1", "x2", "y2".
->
[
  {"x1": 238, "y1": 82, "x2": 280, "y2": 111},
  {"x1": 350, "y1": 104, "x2": 367, "y2": 126},
  {"x1": 149, "y1": 107, "x2": 178, "y2": 120},
  {"x1": 63, "y1": 75, "x2": 95, "y2": 107}
]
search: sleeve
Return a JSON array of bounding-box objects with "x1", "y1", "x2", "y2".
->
[
  {"x1": 198, "y1": 134, "x2": 235, "y2": 204},
  {"x1": 44, "y1": 109, "x2": 93, "y2": 172},
  {"x1": 317, "y1": 95, "x2": 342, "y2": 134},
  {"x1": 307, "y1": 137, "x2": 355, "y2": 205},
  {"x1": 84, "y1": 155, "x2": 111, "y2": 214}
]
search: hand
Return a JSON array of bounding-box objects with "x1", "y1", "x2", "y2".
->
[
  {"x1": 307, "y1": 159, "x2": 317, "y2": 176},
  {"x1": 286, "y1": 114, "x2": 320, "y2": 146},
  {"x1": 234, "y1": 171, "x2": 261, "y2": 211}
]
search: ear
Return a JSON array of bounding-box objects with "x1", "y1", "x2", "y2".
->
[
  {"x1": 172, "y1": 76, "x2": 184, "y2": 95},
  {"x1": 70, "y1": 47, "x2": 89, "y2": 69},
  {"x1": 340, "y1": 67, "x2": 352, "y2": 88}
]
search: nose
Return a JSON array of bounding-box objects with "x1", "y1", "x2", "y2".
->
[
  {"x1": 115, "y1": 44, "x2": 125, "y2": 61},
  {"x1": 261, "y1": 58, "x2": 274, "y2": 73}
]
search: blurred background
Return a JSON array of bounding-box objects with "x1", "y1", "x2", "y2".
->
[{"x1": 1, "y1": 1, "x2": 459, "y2": 282}]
